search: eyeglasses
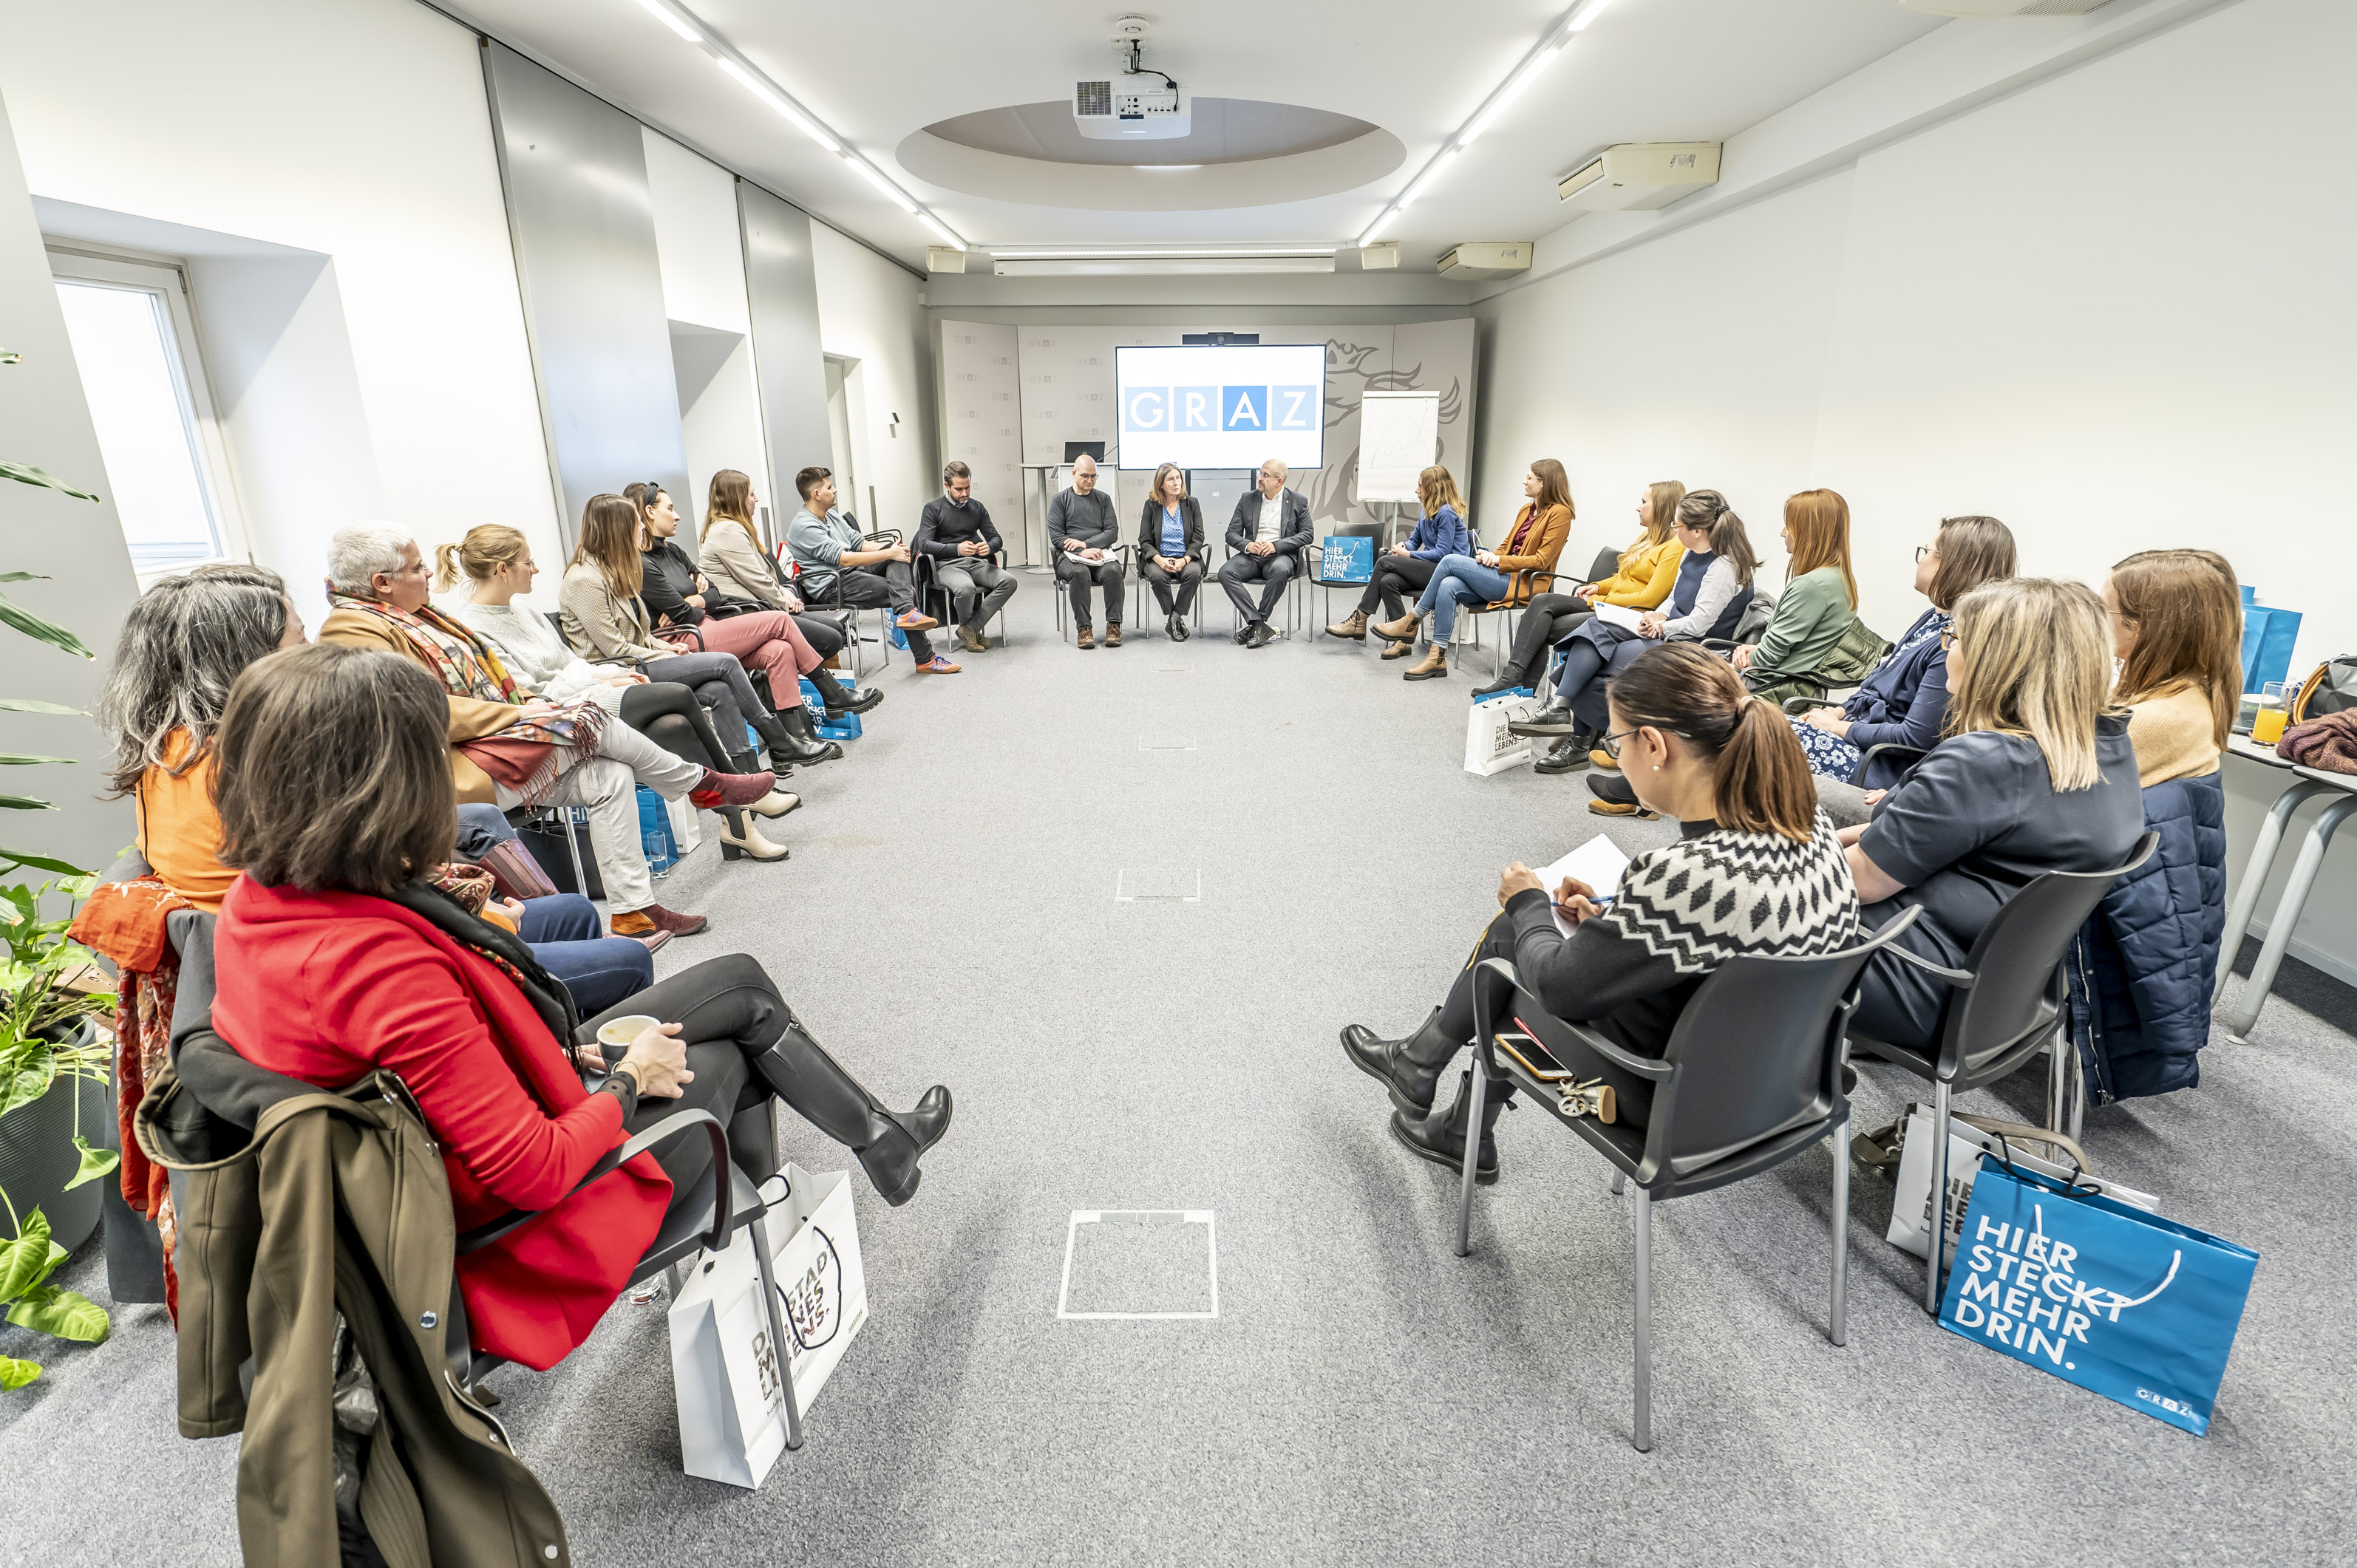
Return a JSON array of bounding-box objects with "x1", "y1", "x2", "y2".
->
[
  {"x1": 1939, "y1": 627, "x2": 1959, "y2": 650},
  {"x1": 1600, "y1": 723, "x2": 1690, "y2": 759},
  {"x1": 1915, "y1": 545, "x2": 1937, "y2": 562}
]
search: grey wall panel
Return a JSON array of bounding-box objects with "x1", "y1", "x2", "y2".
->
[
  {"x1": 738, "y1": 182, "x2": 831, "y2": 528},
  {"x1": 0, "y1": 89, "x2": 140, "y2": 876},
  {"x1": 480, "y1": 40, "x2": 684, "y2": 553}
]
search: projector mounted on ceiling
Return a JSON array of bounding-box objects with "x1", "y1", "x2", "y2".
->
[
  {"x1": 1899, "y1": 0, "x2": 2115, "y2": 13},
  {"x1": 1075, "y1": 17, "x2": 1191, "y2": 141}
]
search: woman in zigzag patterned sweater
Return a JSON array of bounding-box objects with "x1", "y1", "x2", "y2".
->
[{"x1": 1344, "y1": 644, "x2": 1860, "y2": 1184}]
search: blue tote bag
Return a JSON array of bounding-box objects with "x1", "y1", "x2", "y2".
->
[
  {"x1": 1939, "y1": 1155, "x2": 2258, "y2": 1435},
  {"x1": 1318, "y1": 535, "x2": 1373, "y2": 584},
  {"x1": 2240, "y1": 604, "x2": 2302, "y2": 693}
]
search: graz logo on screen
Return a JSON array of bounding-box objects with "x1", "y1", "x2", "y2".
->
[{"x1": 1123, "y1": 385, "x2": 1320, "y2": 434}]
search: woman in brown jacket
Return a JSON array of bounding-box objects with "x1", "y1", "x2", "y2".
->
[{"x1": 1377, "y1": 458, "x2": 1574, "y2": 681}]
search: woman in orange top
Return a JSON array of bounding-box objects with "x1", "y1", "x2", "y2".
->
[{"x1": 1377, "y1": 459, "x2": 1574, "y2": 681}]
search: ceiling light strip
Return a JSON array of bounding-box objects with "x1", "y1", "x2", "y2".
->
[
  {"x1": 993, "y1": 248, "x2": 1339, "y2": 260},
  {"x1": 645, "y1": 1, "x2": 968, "y2": 249},
  {"x1": 1354, "y1": 0, "x2": 1615, "y2": 248}
]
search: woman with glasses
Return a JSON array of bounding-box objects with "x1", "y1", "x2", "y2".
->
[
  {"x1": 1341, "y1": 643, "x2": 1859, "y2": 1181},
  {"x1": 1137, "y1": 463, "x2": 1208, "y2": 640},
  {"x1": 1790, "y1": 516, "x2": 2016, "y2": 826}
]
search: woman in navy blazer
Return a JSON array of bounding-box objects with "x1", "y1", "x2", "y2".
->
[
  {"x1": 1793, "y1": 515, "x2": 2015, "y2": 818},
  {"x1": 1324, "y1": 466, "x2": 1469, "y2": 647}
]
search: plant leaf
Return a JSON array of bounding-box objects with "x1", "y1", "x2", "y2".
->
[
  {"x1": 0, "y1": 1052, "x2": 58, "y2": 1118},
  {"x1": 0, "y1": 755, "x2": 75, "y2": 767},
  {"x1": 0, "y1": 591, "x2": 94, "y2": 658},
  {"x1": 0, "y1": 797, "x2": 57, "y2": 811},
  {"x1": 5, "y1": 1283, "x2": 109, "y2": 1343},
  {"x1": 63, "y1": 1134, "x2": 119, "y2": 1191},
  {"x1": 0, "y1": 1354, "x2": 40, "y2": 1390},
  {"x1": 0, "y1": 700, "x2": 81, "y2": 715},
  {"x1": 0, "y1": 462, "x2": 100, "y2": 502},
  {"x1": 0, "y1": 849, "x2": 89, "y2": 876},
  {"x1": 0, "y1": 1209, "x2": 57, "y2": 1300}
]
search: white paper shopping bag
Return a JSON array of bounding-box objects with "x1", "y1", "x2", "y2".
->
[
  {"x1": 667, "y1": 1164, "x2": 868, "y2": 1488},
  {"x1": 1465, "y1": 692, "x2": 1545, "y2": 777},
  {"x1": 1886, "y1": 1106, "x2": 2156, "y2": 1266}
]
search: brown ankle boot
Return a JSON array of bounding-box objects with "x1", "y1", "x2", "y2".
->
[
  {"x1": 1403, "y1": 644, "x2": 1449, "y2": 681},
  {"x1": 1381, "y1": 634, "x2": 1417, "y2": 660},
  {"x1": 1372, "y1": 613, "x2": 1420, "y2": 644},
  {"x1": 1326, "y1": 610, "x2": 1369, "y2": 641},
  {"x1": 1106, "y1": 624, "x2": 1122, "y2": 647},
  {"x1": 1076, "y1": 626, "x2": 1095, "y2": 649}
]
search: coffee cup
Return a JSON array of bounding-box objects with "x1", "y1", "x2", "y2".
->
[{"x1": 596, "y1": 1014, "x2": 662, "y2": 1051}]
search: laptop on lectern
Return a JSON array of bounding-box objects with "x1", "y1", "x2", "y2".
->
[{"x1": 1064, "y1": 440, "x2": 1106, "y2": 463}]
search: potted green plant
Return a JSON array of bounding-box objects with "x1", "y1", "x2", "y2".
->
[{"x1": 1, "y1": 342, "x2": 113, "y2": 1389}]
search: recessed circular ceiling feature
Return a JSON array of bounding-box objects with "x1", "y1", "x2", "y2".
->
[{"x1": 896, "y1": 103, "x2": 1403, "y2": 214}]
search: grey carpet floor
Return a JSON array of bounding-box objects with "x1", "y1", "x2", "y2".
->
[{"x1": 5, "y1": 587, "x2": 2353, "y2": 1567}]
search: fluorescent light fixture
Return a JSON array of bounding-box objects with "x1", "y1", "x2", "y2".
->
[
  {"x1": 995, "y1": 256, "x2": 1334, "y2": 277},
  {"x1": 1358, "y1": 208, "x2": 1400, "y2": 246},
  {"x1": 844, "y1": 155, "x2": 918, "y2": 212},
  {"x1": 1134, "y1": 164, "x2": 1203, "y2": 171},
  {"x1": 1566, "y1": 0, "x2": 1615, "y2": 32},
  {"x1": 1398, "y1": 149, "x2": 1457, "y2": 209},
  {"x1": 1458, "y1": 45, "x2": 1560, "y2": 146},
  {"x1": 919, "y1": 213, "x2": 965, "y2": 248},
  {"x1": 634, "y1": 0, "x2": 704, "y2": 41},
  {"x1": 992, "y1": 247, "x2": 1336, "y2": 260},
  {"x1": 715, "y1": 56, "x2": 838, "y2": 152}
]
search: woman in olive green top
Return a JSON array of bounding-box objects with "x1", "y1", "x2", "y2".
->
[{"x1": 1734, "y1": 488, "x2": 1859, "y2": 696}]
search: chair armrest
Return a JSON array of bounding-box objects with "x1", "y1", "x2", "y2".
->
[
  {"x1": 1783, "y1": 696, "x2": 1842, "y2": 715},
  {"x1": 1883, "y1": 943, "x2": 1976, "y2": 989},
  {"x1": 1471, "y1": 958, "x2": 1673, "y2": 1084},
  {"x1": 455, "y1": 1107, "x2": 732, "y2": 1257},
  {"x1": 1533, "y1": 1015, "x2": 1676, "y2": 1083},
  {"x1": 1859, "y1": 741, "x2": 1927, "y2": 774}
]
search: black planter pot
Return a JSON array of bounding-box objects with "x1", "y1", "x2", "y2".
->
[{"x1": 0, "y1": 1020, "x2": 109, "y2": 1254}]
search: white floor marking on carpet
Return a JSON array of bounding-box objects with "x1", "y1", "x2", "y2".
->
[
  {"x1": 1056, "y1": 1210, "x2": 1218, "y2": 1320},
  {"x1": 1137, "y1": 734, "x2": 1197, "y2": 750},
  {"x1": 1115, "y1": 867, "x2": 1201, "y2": 902}
]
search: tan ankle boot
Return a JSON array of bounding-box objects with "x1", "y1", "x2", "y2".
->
[
  {"x1": 1326, "y1": 610, "x2": 1369, "y2": 641},
  {"x1": 1403, "y1": 644, "x2": 1449, "y2": 681},
  {"x1": 1381, "y1": 634, "x2": 1417, "y2": 660},
  {"x1": 1372, "y1": 613, "x2": 1420, "y2": 644}
]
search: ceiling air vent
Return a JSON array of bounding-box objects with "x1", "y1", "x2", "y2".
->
[
  {"x1": 1557, "y1": 143, "x2": 1721, "y2": 211},
  {"x1": 1075, "y1": 81, "x2": 1112, "y2": 117}
]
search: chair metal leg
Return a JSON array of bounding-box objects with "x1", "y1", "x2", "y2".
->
[
  {"x1": 550, "y1": 807, "x2": 588, "y2": 904},
  {"x1": 1829, "y1": 1119, "x2": 1850, "y2": 1348},
  {"x1": 1454, "y1": 1056, "x2": 1487, "y2": 1258},
  {"x1": 749, "y1": 1212, "x2": 806, "y2": 1452},
  {"x1": 2214, "y1": 779, "x2": 2330, "y2": 1001},
  {"x1": 2066, "y1": 1052, "x2": 2087, "y2": 1145},
  {"x1": 1924, "y1": 1080, "x2": 1952, "y2": 1315},
  {"x1": 1632, "y1": 1186, "x2": 1654, "y2": 1453},
  {"x1": 2226, "y1": 794, "x2": 2357, "y2": 1041},
  {"x1": 1610, "y1": 1171, "x2": 1627, "y2": 1196},
  {"x1": 2044, "y1": 1026, "x2": 2069, "y2": 1135}
]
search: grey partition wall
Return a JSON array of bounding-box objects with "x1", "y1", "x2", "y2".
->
[
  {"x1": 738, "y1": 181, "x2": 831, "y2": 531},
  {"x1": 481, "y1": 40, "x2": 684, "y2": 552}
]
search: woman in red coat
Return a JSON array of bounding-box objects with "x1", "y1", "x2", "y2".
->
[{"x1": 206, "y1": 643, "x2": 951, "y2": 1369}]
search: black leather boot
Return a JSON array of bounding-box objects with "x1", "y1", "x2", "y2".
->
[
  {"x1": 1469, "y1": 666, "x2": 1530, "y2": 701},
  {"x1": 757, "y1": 704, "x2": 843, "y2": 767},
  {"x1": 1532, "y1": 732, "x2": 1597, "y2": 775},
  {"x1": 747, "y1": 1010, "x2": 952, "y2": 1206},
  {"x1": 807, "y1": 664, "x2": 882, "y2": 719},
  {"x1": 1508, "y1": 698, "x2": 1581, "y2": 737},
  {"x1": 1390, "y1": 1069, "x2": 1509, "y2": 1184},
  {"x1": 1340, "y1": 1008, "x2": 1460, "y2": 1115}
]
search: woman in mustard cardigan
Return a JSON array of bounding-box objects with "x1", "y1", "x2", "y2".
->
[{"x1": 1377, "y1": 459, "x2": 1574, "y2": 681}]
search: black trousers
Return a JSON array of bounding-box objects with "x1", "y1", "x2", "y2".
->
[
  {"x1": 1356, "y1": 554, "x2": 1437, "y2": 618},
  {"x1": 1143, "y1": 559, "x2": 1205, "y2": 615},
  {"x1": 1220, "y1": 551, "x2": 1298, "y2": 624},
  {"x1": 574, "y1": 953, "x2": 789, "y2": 1194},
  {"x1": 1506, "y1": 593, "x2": 1595, "y2": 682},
  {"x1": 1432, "y1": 913, "x2": 1659, "y2": 1130},
  {"x1": 830, "y1": 565, "x2": 933, "y2": 661},
  {"x1": 1055, "y1": 554, "x2": 1126, "y2": 625},
  {"x1": 616, "y1": 681, "x2": 735, "y2": 774},
  {"x1": 793, "y1": 612, "x2": 846, "y2": 661}
]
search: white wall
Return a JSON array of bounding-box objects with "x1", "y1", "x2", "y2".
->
[
  {"x1": 1472, "y1": 0, "x2": 2357, "y2": 981},
  {"x1": 644, "y1": 129, "x2": 769, "y2": 534},
  {"x1": 0, "y1": 0, "x2": 562, "y2": 599},
  {"x1": 812, "y1": 222, "x2": 936, "y2": 535}
]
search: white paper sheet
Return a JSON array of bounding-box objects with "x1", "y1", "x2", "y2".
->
[
  {"x1": 1534, "y1": 835, "x2": 1632, "y2": 936},
  {"x1": 1591, "y1": 601, "x2": 1647, "y2": 632}
]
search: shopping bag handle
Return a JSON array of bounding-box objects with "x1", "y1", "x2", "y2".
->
[
  {"x1": 1950, "y1": 1112, "x2": 2095, "y2": 1177},
  {"x1": 775, "y1": 1222, "x2": 844, "y2": 1354},
  {"x1": 1981, "y1": 1125, "x2": 2102, "y2": 1199}
]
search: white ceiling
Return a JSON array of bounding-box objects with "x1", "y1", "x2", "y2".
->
[{"x1": 453, "y1": 0, "x2": 1946, "y2": 273}]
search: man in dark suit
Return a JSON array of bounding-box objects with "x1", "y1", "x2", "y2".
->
[{"x1": 1218, "y1": 457, "x2": 1313, "y2": 649}]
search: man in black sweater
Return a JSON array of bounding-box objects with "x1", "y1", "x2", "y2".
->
[
  {"x1": 916, "y1": 461, "x2": 1018, "y2": 652},
  {"x1": 1047, "y1": 454, "x2": 1123, "y2": 648}
]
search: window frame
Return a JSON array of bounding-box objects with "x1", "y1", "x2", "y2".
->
[{"x1": 44, "y1": 244, "x2": 249, "y2": 584}]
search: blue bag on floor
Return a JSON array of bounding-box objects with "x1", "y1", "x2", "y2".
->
[
  {"x1": 636, "y1": 785, "x2": 678, "y2": 874},
  {"x1": 2239, "y1": 604, "x2": 2301, "y2": 693},
  {"x1": 1939, "y1": 1154, "x2": 2257, "y2": 1435},
  {"x1": 889, "y1": 619, "x2": 908, "y2": 650},
  {"x1": 1474, "y1": 686, "x2": 1533, "y2": 703},
  {"x1": 1318, "y1": 535, "x2": 1373, "y2": 584},
  {"x1": 798, "y1": 677, "x2": 861, "y2": 740}
]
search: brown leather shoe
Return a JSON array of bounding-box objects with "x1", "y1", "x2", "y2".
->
[
  {"x1": 1381, "y1": 635, "x2": 1417, "y2": 660},
  {"x1": 1372, "y1": 613, "x2": 1420, "y2": 644},
  {"x1": 612, "y1": 904, "x2": 707, "y2": 938},
  {"x1": 1325, "y1": 610, "x2": 1369, "y2": 641},
  {"x1": 1403, "y1": 644, "x2": 1449, "y2": 681},
  {"x1": 1105, "y1": 624, "x2": 1122, "y2": 647},
  {"x1": 1076, "y1": 626, "x2": 1095, "y2": 649}
]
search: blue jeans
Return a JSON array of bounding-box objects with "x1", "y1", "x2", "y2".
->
[
  {"x1": 1414, "y1": 554, "x2": 1513, "y2": 644},
  {"x1": 519, "y1": 893, "x2": 656, "y2": 1016}
]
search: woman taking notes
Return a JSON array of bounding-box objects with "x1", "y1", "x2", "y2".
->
[
  {"x1": 1137, "y1": 463, "x2": 1208, "y2": 641},
  {"x1": 1341, "y1": 644, "x2": 1859, "y2": 1181},
  {"x1": 1324, "y1": 465, "x2": 1470, "y2": 653},
  {"x1": 1376, "y1": 458, "x2": 1574, "y2": 681}
]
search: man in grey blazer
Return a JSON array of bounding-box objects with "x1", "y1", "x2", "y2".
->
[
  {"x1": 1047, "y1": 454, "x2": 1123, "y2": 648},
  {"x1": 1218, "y1": 458, "x2": 1313, "y2": 648}
]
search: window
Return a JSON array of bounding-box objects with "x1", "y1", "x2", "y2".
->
[{"x1": 46, "y1": 248, "x2": 244, "y2": 582}]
